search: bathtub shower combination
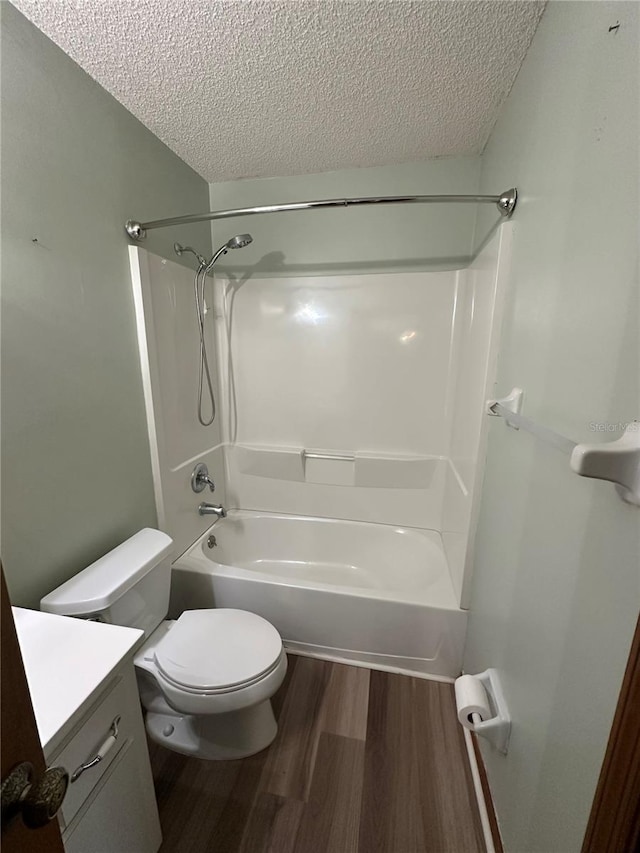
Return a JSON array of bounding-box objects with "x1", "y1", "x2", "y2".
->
[{"x1": 129, "y1": 194, "x2": 513, "y2": 680}]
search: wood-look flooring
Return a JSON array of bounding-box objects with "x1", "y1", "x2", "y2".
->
[{"x1": 149, "y1": 655, "x2": 485, "y2": 853}]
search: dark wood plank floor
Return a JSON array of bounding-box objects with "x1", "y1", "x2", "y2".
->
[{"x1": 149, "y1": 656, "x2": 485, "y2": 853}]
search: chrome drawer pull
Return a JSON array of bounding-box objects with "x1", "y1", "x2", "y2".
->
[{"x1": 70, "y1": 716, "x2": 121, "y2": 783}]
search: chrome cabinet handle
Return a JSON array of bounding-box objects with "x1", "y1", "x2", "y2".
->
[{"x1": 70, "y1": 716, "x2": 121, "y2": 783}]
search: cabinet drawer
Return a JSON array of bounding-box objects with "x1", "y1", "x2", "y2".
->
[{"x1": 52, "y1": 671, "x2": 138, "y2": 825}]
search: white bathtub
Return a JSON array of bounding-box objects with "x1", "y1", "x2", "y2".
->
[{"x1": 171, "y1": 510, "x2": 467, "y2": 679}]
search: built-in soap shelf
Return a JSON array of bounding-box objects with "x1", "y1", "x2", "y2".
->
[
  {"x1": 226, "y1": 444, "x2": 440, "y2": 489},
  {"x1": 487, "y1": 388, "x2": 640, "y2": 506},
  {"x1": 229, "y1": 445, "x2": 305, "y2": 482}
]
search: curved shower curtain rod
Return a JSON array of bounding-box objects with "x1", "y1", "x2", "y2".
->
[{"x1": 124, "y1": 188, "x2": 517, "y2": 241}]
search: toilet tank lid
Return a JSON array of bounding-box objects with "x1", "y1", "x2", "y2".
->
[{"x1": 40, "y1": 528, "x2": 173, "y2": 617}]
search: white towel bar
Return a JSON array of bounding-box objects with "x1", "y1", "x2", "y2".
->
[{"x1": 487, "y1": 388, "x2": 640, "y2": 506}]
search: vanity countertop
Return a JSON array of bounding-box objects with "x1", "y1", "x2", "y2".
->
[{"x1": 13, "y1": 607, "x2": 143, "y2": 756}]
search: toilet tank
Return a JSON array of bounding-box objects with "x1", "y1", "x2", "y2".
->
[{"x1": 41, "y1": 529, "x2": 174, "y2": 638}]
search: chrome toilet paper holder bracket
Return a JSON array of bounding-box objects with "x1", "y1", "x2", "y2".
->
[{"x1": 458, "y1": 668, "x2": 511, "y2": 754}]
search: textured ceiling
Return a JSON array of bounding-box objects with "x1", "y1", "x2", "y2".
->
[{"x1": 11, "y1": 0, "x2": 545, "y2": 183}]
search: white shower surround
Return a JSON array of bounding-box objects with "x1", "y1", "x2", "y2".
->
[
  {"x1": 215, "y1": 268, "x2": 458, "y2": 534},
  {"x1": 129, "y1": 224, "x2": 512, "y2": 677}
]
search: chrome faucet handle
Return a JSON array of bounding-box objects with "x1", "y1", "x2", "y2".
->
[{"x1": 191, "y1": 462, "x2": 215, "y2": 493}]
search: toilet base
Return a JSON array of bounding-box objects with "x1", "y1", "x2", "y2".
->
[{"x1": 145, "y1": 699, "x2": 278, "y2": 760}]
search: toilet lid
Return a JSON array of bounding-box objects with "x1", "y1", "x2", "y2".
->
[{"x1": 153, "y1": 609, "x2": 283, "y2": 692}]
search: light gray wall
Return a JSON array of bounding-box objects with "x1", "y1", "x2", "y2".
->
[
  {"x1": 208, "y1": 157, "x2": 482, "y2": 276},
  {"x1": 464, "y1": 3, "x2": 639, "y2": 850},
  {"x1": 1, "y1": 4, "x2": 211, "y2": 608}
]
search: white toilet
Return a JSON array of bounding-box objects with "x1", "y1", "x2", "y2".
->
[{"x1": 41, "y1": 528, "x2": 287, "y2": 760}]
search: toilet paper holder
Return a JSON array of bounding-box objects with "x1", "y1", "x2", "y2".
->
[{"x1": 455, "y1": 668, "x2": 511, "y2": 754}]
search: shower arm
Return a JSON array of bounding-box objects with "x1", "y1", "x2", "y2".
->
[{"x1": 125, "y1": 189, "x2": 517, "y2": 241}]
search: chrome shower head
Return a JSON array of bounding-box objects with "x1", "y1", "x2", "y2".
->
[
  {"x1": 203, "y1": 234, "x2": 254, "y2": 274},
  {"x1": 174, "y1": 242, "x2": 208, "y2": 267},
  {"x1": 226, "y1": 234, "x2": 253, "y2": 250}
]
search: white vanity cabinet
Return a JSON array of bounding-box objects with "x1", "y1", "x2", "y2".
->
[{"x1": 13, "y1": 608, "x2": 162, "y2": 853}]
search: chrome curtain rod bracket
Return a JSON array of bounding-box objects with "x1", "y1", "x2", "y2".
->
[
  {"x1": 497, "y1": 187, "x2": 517, "y2": 218},
  {"x1": 124, "y1": 188, "x2": 518, "y2": 241}
]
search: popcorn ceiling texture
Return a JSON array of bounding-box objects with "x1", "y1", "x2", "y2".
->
[{"x1": 11, "y1": 0, "x2": 545, "y2": 183}]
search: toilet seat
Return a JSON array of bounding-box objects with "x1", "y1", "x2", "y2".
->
[{"x1": 153, "y1": 609, "x2": 284, "y2": 694}]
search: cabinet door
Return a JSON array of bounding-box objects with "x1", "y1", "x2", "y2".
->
[{"x1": 63, "y1": 736, "x2": 161, "y2": 853}]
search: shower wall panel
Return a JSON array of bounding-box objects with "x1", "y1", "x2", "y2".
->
[
  {"x1": 129, "y1": 247, "x2": 227, "y2": 558},
  {"x1": 215, "y1": 271, "x2": 458, "y2": 529},
  {"x1": 442, "y1": 225, "x2": 513, "y2": 604}
]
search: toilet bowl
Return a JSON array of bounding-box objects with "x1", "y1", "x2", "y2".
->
[
  {"x1": 40, "y1": 528, "x2": 287, "y2": 761},
  {"x1": 135, "y1": 609, "x2": 287, "y2": 759}
]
